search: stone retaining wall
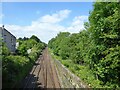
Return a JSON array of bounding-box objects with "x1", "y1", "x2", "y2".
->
[{"x1": 53, "y1": 59, "x2": 89, "y2": 88}]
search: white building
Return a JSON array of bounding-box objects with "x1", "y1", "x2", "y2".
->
[{"x1": 0, "y1": 26, "x2": 16, "y2": 52}]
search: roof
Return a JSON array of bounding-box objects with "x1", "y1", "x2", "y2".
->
[{"x1": 0, "y1": 27, "x2": 16, "y2": 39}]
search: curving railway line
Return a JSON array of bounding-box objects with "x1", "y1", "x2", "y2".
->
[{"x1": 20, "y1": 48, "x2": 60, "y2": 89}]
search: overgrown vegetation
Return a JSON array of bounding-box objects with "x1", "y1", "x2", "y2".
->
[
  {"x1": 2, "y1": 35, "x2": 46, "y2": 88},
  {"x1": 48, "y1": 2, "x2": 120, "y2": 88}
]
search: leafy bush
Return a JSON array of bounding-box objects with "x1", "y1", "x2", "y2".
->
[
  {"x1": 2, "y1": 55, "x2": 31, "y2": 88},
  {"x1": 2, "y1": 35, "x2": 46, "y2": 88},
  {"x1": 48, "y1": 2, "x2": 120, "y2": 88}
]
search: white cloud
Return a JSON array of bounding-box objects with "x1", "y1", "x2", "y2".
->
[
  {"x1": 3, "y1": 9, "x2": 88, "y2": 43},
  {"x1": 34, "y1": 9, "x2": 71, "y2": 24},
  {"x1": 66, "y1": 16, "x2": 88, "y2": 33}
]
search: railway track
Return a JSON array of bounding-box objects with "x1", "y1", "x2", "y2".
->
[
  {"x1": 21, "y1": 48, "x2": 60, "y2": 89},
  {"x1": 45, "y1": 49, "x2": 55, "y2": 88},
  {"x1": 23, "y1": 55, "x2": 43, "y2": 89}
]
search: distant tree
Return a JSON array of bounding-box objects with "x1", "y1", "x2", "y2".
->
[
  {"x1": 18, "y1": 37, "x2": 23, "y2": 41},
  {"x1": 30, "y1": 35, "x2": 41, "y2": 43},
  {"x1": 23, "y1": 37, "x2": 29, "y2": 41}
]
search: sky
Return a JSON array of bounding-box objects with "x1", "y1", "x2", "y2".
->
[{"x1": 1, "y1": 2, "x2": 93, "y2": 43}]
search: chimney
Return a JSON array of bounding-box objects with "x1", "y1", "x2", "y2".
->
[{"x1": 2, "y1": 25, "x2": 4, "y2": 29}]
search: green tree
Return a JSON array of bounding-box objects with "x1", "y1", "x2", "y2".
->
[
  {"x1": 89, "y1": 2, "x2": 120, "y2": 87},
  {"x1": 48, "y1": 2, "x2": 120, "y2": 88},
  {"x1": 30, "y1": 35, "x2": 41, "y2": 43}
]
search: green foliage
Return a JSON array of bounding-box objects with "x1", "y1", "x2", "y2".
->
[
  {"x1": 17, "y1": 36, "x2": 45, "y2": 57},
  {"x1": 48, "y1": 2, "x2": 120, "y2": 88},
  {"x1": 30, "y1": 35, "x2": 41, "y2": 43},
  {"x1": 2, "y1": 55, "x2": 31, "y2": 88},
  {"x1": 17, "y1": 43, "x2": 28, "y2": 56},
  {"x1": 2, "y1": 35, "x2": 46, "y2": 88},
  {"x1": 50, "y1": 50, "x2": 102, "y2": 88},
  {"x1": 17, "y1": 39, "x2": 37, "y2": 56},
  {"x1": 88, "y1": 2, "x2": 120, "y2": 87},
  {"x1": 28, "y1": 43, "x2": 44, "y2": 62},
  {"x1": 2, "y1": 43, "x2": 10, "y2": 55}
]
